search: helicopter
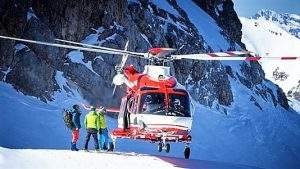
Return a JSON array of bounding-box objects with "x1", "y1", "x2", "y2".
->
[{"x1": 0, "y1": 35, "x2": 299, "y2": 159}]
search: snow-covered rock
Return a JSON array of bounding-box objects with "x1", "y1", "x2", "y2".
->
[
  {"x1": 240, "y1": 10, "x2": 300, "y2": 113},
  {"x1": 253, "y1": 9, "x2": 300, "y2": 39}
]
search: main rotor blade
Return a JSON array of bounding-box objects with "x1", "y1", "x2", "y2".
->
[
  {"x1": 171, "y1": 51, "x2": 300, "y2": 61},
  {"x1": 0, "y1": 35, "x2": 132, "y2": 56},
  {"x1": 55, "y1": 38, "x2": 146, "y2": 57}
]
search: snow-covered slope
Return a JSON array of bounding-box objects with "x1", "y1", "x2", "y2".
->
[
  {"x1": 0, "y1": 147, "x2": 260, "y2": 169},
  {"x1": 240, "y1": 16, "x2": 300, "y2": 93},
  {"x1": 240, "y1": 11, "x2": 300, "y2": 112},
  {"x1": 253, "y1": 9, "x2": 300, "y2": 39},
  {"x1": 0, "y1": 73, "x2": 85, "y2": 148},
  {"x1": 1, "y1": 77, "x2": 300, "y2": 169}
]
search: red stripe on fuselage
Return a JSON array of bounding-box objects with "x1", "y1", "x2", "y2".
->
[{"x1": 131, "y1": 123, "x2": 189, "y2": 129}]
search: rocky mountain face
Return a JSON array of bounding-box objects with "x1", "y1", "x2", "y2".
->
[
  {"x1": 244, "y1": 9, "x2": 300, "y2": 104},
  {"x1": 288, "y1": 81, "x2": 300, "y2": 101},
  {"x1": 253, "y1": 9, "x2": 300, "y2": 39},
  {"x1": 192, "y1": 0, "x2": 245, "y2": 48},
  {"x1": 0, "y1": 0, "x2": 289, "y2": 111}
]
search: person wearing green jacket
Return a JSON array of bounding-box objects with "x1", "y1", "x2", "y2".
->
[
  {"x1": 84, "y1": 106, "x2": 99, "y2": 151},
  {"x1": 98, "y1": 106, "x2": 109, "y2": 150}
]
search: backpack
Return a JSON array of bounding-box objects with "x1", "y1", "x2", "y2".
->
[{"x1": 63, "y1": 109, "x2": 75, "y2": 130}]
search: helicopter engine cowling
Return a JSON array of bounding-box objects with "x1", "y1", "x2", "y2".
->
[{"x1": 113, "y1": 73, "x2": 134, "y2": 88}]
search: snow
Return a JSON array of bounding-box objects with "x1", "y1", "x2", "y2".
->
[
  {"x1": 106, "y1": 33, "x2": 117, "y2": 41},
  {"x1": 289, "y1": 98, "x2": 300, "y2": 114},
  {"x1": 81, "y1": 33, "x2": 99, "y2": 45},
  {"x1": 0, "y1": 147, "x2": 260, "y2": 169},
  {"x1": 253, "y1": 10, "x2": 300, "y2": 39},
  {"x1": 52, "y1": 71, "x2": 84, "y2": 107},
  {"x1": 0, "y1": 82, "x2": 71, "y2": 148},
  {"x1": 113, "y1": 21, "x2": 125, "y2": 31},
  {"x1": 0, "y1": 83, "x2": 262, "y2": 169},
  {"x1": 177, "y1": 0, "x2": 233, "y2": 51},
  {"x1": 67, "y1": 50, "x2": 99, "y2": 75},
  {"x1": 95, "y1": 55, "x2": 104, "y2": 61},
  {"x1": 1, "y1": 78, "x2": 299, "y2": 169},
  {"x1": 150, "y1": 0, "x2": 180, "y2": 18},
  {"x1": 290, "y1": 14, "x2": 300, "y2": 20},
  {"x1": 240, "y1": 17, "x2": 300, "y2": 93},
  {"x1": 27, "y1": 7, "x2": 37, "y2": 21},
  {"x1": 217, "y1": 4, "x2": 223, "y2": 12},
  {"x1": 140, "y1": 33, "x2": 151, "y2": 46},
  {"x1": 1, "y1": 67, "x2": 12, "y2": 81},
  {"x1": 14, "y1": 43, "x2": 29, "y2": 54},
  {"x1": 81, "y1": 27, "x2": 105, "y2": 45},
  {"x1": 158, "y1": 15, "x2": 189, "y2": 34}
]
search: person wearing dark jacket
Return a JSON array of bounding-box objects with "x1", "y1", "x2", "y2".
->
[{"x1": 71, "y1": 104, "x2": 81, "y2": 151}]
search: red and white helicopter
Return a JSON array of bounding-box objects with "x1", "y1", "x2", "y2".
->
[{"x1": 0, "y1": 35, "x2": 299, "y2": 159}]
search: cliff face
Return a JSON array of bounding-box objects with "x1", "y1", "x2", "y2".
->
[
  {"x1": 192, "y1": 0, "x2": 245, "y2": 48},
  {"x1": 0, "y1": 0, "x2": 289, "y2": 111}
]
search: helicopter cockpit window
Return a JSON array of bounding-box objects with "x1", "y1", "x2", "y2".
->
[
  {"x1": 140, "y1": 93, "x2": 165, "y2": 115},
  {"x1": 168, "y1": 94, "x2": 190, "y2": 117}
]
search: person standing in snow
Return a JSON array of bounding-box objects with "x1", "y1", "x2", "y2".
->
[
  {"x1": 84, "y1": 106, "x2": 100, "y2": 151},
  {"x1": 97, "y1": 107, "x2": 109, "y2": 150},
  {"x1": 71, "y1": 104, "x2": 81, "y2": 151}
]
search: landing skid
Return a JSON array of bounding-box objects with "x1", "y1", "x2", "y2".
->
[
  {"x1": 110, "y1": 127, "x2": 192, "y2": 159},
  {"x1": 156, "y1": 137, "x2": 190, "y2": 159}
]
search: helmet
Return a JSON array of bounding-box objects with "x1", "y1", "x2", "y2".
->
[
  {"x1": 99, "y1": 106, "x2": 106, "y2": 112},
  {"x1": 73, "y1": 104, "x2": 79, "y2": 110},
  {"x1": 145, "y1": 95, "x2": 152, "y2": 103},
  {"x1": 174, "y1": 99, "x2": 180, "y2": 105}
]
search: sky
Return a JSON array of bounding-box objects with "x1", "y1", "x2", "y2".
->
[{"x1": 233, "y1": 0, "x2": 300, "y2": 17}]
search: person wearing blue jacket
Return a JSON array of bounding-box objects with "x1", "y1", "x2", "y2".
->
[
  {"x1": 97, "y1": 107, "x2": 109, "y2": 150},
  {"x1": 71, "y1": 104, "x2": 81, "y2": 151}
]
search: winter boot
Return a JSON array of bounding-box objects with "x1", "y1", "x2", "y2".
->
[
  {"x1": 71, "y1": 142, "x2": 76, "y2": 151},
  {"x1": 102, "y1": 144, "x2": 108, "y2": 151},
  {"x1": 73, "y1": 142, "x2": 79, "y2": 151},
  {"x1": 71, "y1": 142, "x2": 78, "y2": 151}
]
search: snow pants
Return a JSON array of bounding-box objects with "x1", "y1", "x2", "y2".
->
[
  {"x1": 99, "y1": 128, "x2": 109, "y2": 150},
  {"x1": 84, "y1": 128, "x2": 99, "y2": 150},
  {"x1": 72, "y1": 129, "x2": 79, "y2": 143}
]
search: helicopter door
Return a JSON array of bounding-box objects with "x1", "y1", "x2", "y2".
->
[
  {"x1": 118, "y1": 97, "x2": 128, "y2": 129},
  {"x1": 126, "y1": 96, "x2": 138, "y2": 127}
]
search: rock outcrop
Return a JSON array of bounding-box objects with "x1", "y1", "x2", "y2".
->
[{"x1": 0, "y1": 0, "x2": 289, "y2": 111}]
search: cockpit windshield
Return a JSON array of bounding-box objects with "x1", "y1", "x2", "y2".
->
[
  {"x1": 140, "y1": 93, "x2": 165, "y2": 115},
  {"x1": 168, "y1": 94, "x2": 190, "y2": 117},
  {"x1": 139, "y1": 93, "x2": 190, "y2": 117}
]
